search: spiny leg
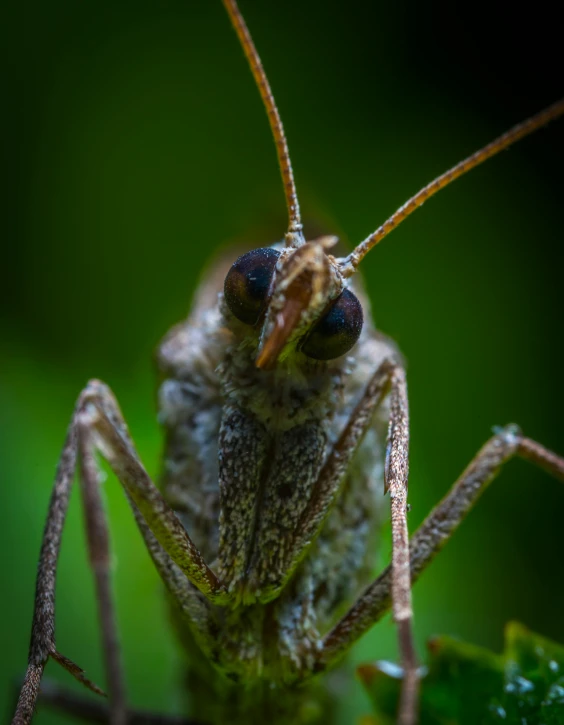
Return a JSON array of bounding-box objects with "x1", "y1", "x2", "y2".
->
[
  {"x1": 12, "y1": 416, "x2": 105, "y2": 725},
  {"x1": 13, "y1": 379, "x2": 227, "y2": 725},
  {"x1": 77, "y1": 417, "x2": 126, "y2": 725},
  {"x1": 80, "y1": 383, "x2": 227, "y2": 667},
  {"x1": 80, "y1": 381, "x2": 226, "y2": 603},
  {"x1": 316, "y1": 426, "x2": 564, "y2": 672},
  {"x1": 16, "y1": 417, "x2": 130, "y2": 724},
  {"x1": 383, "y1": 365, "x2": 418, "y2": 725},
  {"x1": 277, "y1": 358, "x2": 398, "y2": 587},
  {"x1": 266, "y1": 356, "x2": 418, "y2": 723}
]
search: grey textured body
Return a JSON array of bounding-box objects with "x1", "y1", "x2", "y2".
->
[{"x1": 156, "y1": 244, "x2": 399, "y2": 722}]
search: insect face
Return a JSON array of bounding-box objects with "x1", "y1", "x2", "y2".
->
[{"x1": 223, "y1": 240, "x2": 363, "y2": 368}]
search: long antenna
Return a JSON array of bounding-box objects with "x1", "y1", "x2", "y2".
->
[
  {"x1": 341, "y1": 98, "x2": 564, "y2": 277},
  {"x1": 222, "y1": 0, "x2": 304, "y2": 247}
]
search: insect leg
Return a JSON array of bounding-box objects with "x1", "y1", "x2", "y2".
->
[
  {"x1": 317, "y1": 426, "x2": 564, "y2": 665},
  {"x1": 13, "y1": 379, "x2": 227, "y2": 725},
  {"x1": 77, "y1": 417, "x2": 126, "y2": 725},
  {"x1": 78, "y1": 379, "x2": 229, "y2": 667},
  {"x1": 279, "y1": 358, "x2": 397, "y2": 586},
  {"x1": 383, "y1": 365, "x2": 418, "y2": 725},
  {"x1": 272, "y1": 357, "x2": 418, "y2": 722},
  {"x1": 12, "y1": 412, "x2": 107, "y2": 725},
  {"x1": 77, "y1": 380, "x2": 227, "y2": 604}
]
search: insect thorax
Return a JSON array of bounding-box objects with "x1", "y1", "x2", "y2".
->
[{"x1": 155, "y1": 247, "x2": 395, "y2": 716}]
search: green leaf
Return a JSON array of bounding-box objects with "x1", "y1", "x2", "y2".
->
[{"x1": 358, "y1": 622, "x2": 564, "y2": 724}]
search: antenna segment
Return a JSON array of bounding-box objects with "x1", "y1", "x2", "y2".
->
[
  {"x1": 341, "y1": 98, "x2": 564, "y2": 277},
  {"x1": 222, "y1": 0, "x2": 304, "y2": 247}
]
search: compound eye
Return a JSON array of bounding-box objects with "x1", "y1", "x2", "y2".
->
[
  {"x1": 301, "y1": 288, "x2": 363, "y2": 361},
  {"x1": 224, "y1": 247, "x2": 280, "y2": 325}
]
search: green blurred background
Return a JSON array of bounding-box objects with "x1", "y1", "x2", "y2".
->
[{"x1": 1, "y1": 1, "x2": 563, "y2": 722}]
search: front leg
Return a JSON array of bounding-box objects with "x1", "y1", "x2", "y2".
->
[
  {"x1": 12, "y1": 379, "x2": 227, "y2": 725},
  {"x1": 260, "y1": 356, "x2": 418, "y2": 723},
  {"x1": 279, "y1": 359, "x2": 399, "y2": 585},
  {"x1": 82, "y1": 381, "x2": 226, "y2": 603}
]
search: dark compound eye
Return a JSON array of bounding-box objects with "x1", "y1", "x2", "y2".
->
[
  {"x1": 301, "y1": 288, "x2": 363, "y2": 361},
  {"x1": 224, "y1": 247, "x2": 280, "y2": 325}
]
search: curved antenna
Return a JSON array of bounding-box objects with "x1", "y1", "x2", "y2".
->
[
  {"x1": 341, "y1": 99, "x2": 564, "y2": 277},
  {"x1": 222, "y1": 0, "x2": 304, "y2": 247}
]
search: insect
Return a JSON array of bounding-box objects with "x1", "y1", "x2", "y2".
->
[{"x1": 4, "y1": 1, "x2": 564, "y2": 724}]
